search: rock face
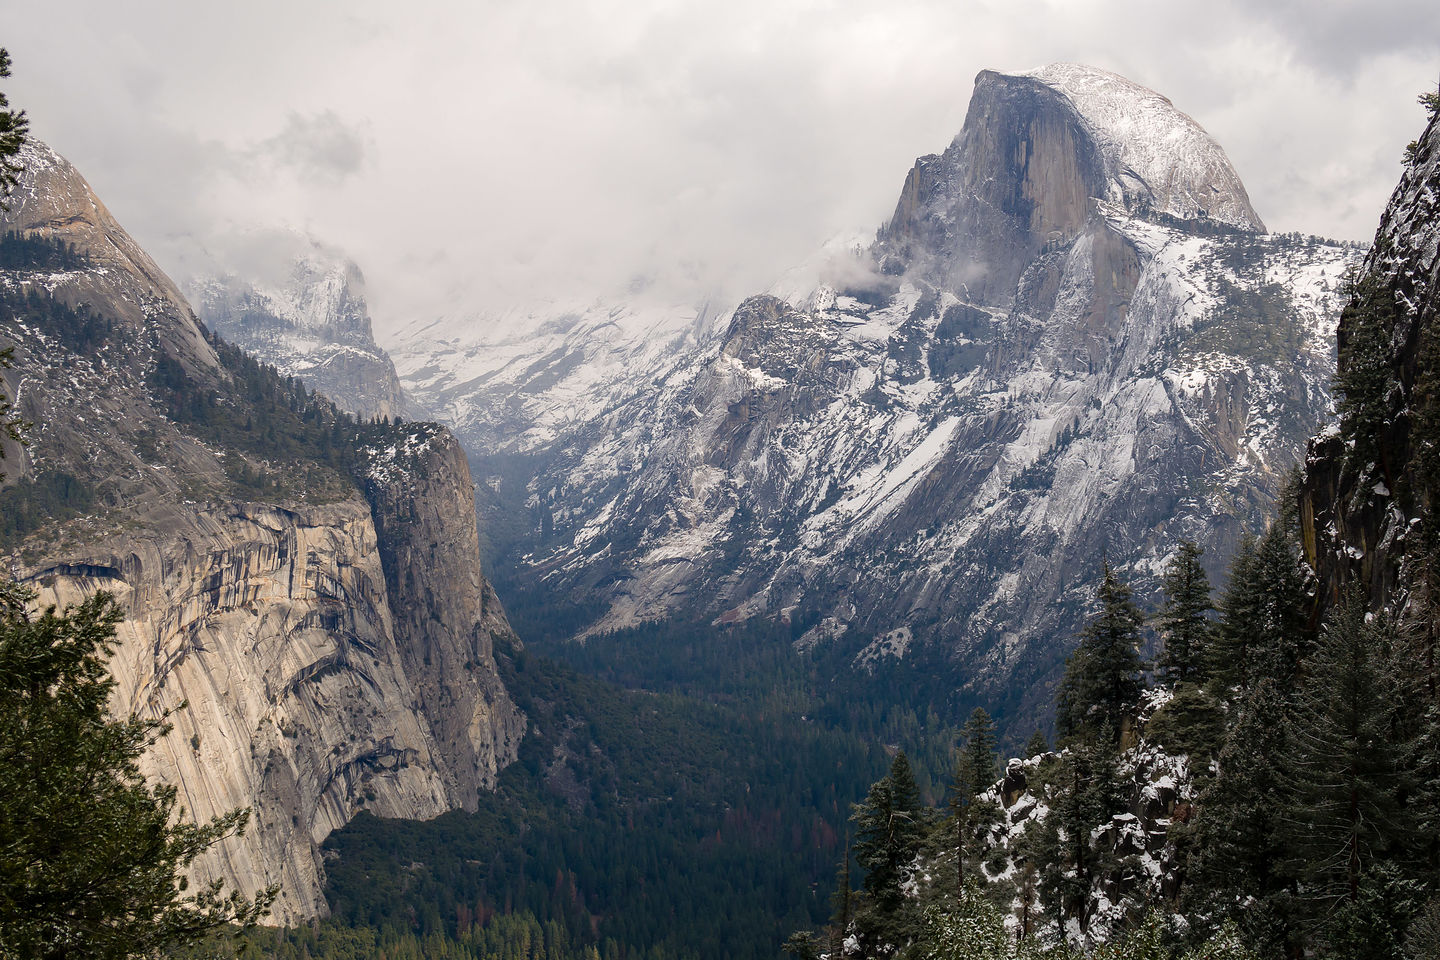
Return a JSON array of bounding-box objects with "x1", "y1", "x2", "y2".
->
[
  {"x1": 878, "y1": 65, "x2": 1265, "y2": 305},
  {"x1": 1300, "y1": 108, "x2": 1440, "y2": 615},
  {"x1": 189, "y1": 250, "x2": 416, "y2": 421},
  {"x1": 412, "y1": 64, "x2": 1355, "y2": 730},
  {"x1": 0, "y1": 140, "x2": 523, "y2": 923}
]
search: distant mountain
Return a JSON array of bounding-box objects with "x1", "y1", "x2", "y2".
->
[
  {"x1": 391, "y1": 63, "x2": 1357, "y2": 731},
  {"x1": 389, "y1": 295, "x2": 723, "y2": 453},
  {"x1": 0, "y1": 140, "x2": 523, "y2": 923},
  {"x1": 189, "y1": 246, "x2": 419, "y2": 421}
]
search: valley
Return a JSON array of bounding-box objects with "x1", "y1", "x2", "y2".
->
[{"x1": 3, "y1": 28, "x2": 1439, "y2": 960}]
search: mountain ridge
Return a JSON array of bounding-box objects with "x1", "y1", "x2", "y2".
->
[{"x1": 0, "y1": 138, "x2": 523, "y2": 923}]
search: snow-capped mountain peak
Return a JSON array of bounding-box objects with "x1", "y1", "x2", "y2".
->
[{"x1": 1017, "y1": 62, "x2": 1264, "y2": 232}]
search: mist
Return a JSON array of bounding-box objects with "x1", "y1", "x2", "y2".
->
[{"x1": 6, "y1": 0, "x2": 1439, "y2": 338}]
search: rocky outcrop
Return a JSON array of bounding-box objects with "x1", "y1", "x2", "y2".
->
[
  {"x1": 360, "y1": 425, "x2": 525, "y2": 804},
  {"x1": 878, "y1": 65, "x2": 1264, "y2": 307},
  {"x1": 1300, "y1": 109, "x2": 1440, "y2": 615},
  {"x1": 0, "y1": 140, "x2": 522, "y2": 923},
  {"x1": 189, "y1": 250, "x2": 416, "y2": 421}
]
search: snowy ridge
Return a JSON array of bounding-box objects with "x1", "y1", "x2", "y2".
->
[
  {"x1": 189, "y1": 248, "x2": 413, "y2": 420},
  {"x1": 1021, "y1": 63, "x2": 1265, "y2": 232},
  {"x1": 387, "y1": 295, "x2": 726, "y2": 452}
]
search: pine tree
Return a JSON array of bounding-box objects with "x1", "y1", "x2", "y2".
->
[
  {"x1": 1057, "y1": 563, "x2": 1146, "y2": 744},
  {"x1": 1280, "y1": 596, "x2": 1416, "y2": 927},
  {"x1": 1334, "y1": 268, "x2": 1402, "y2": 478},
  {"x1": 1155, "y1": 541, "x2": 1214, "y2": 686},
  {"x1": 852, "y1": 752, "x2": 926, "y2": 958},
  {"x1": 1037, "y1": 730, "x2": 1125, "y2": 938},
  {"x1": 956, "y1": 708, "x2": 998, "y2": 801},
  {"x1": 0, "y1": 587, "x2": 274, "y2": 958},
  {"x1": 1025, "y1": 729, "x2": 1049, "y2": 759},
  {"x1": 1186, "y1": 679, "x2": 1297, "y2": 955},
  {"x1": 946, "y1": 709, "x2": 1000, "y2": 902},
  {"x1": 1209, "y1": 518, "x2": 1313, "y2": 696},
  {"x1": 0, "y1": 48, "x2": 29, "y2": 209}
]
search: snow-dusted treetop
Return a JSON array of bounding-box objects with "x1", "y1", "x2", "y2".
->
[{"x1": 1017, "y1": 62, "x2": 1266, "y2": 233}]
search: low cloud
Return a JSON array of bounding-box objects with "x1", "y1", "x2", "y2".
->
[
  {"x1": 5, "y1": 0, "x2": 1439, "y2": 337},
  {"x1": 253, "y1": 111, "x2": 370, "y2": 184}
]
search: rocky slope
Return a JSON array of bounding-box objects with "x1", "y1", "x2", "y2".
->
[
  {"x1": 1300, "y1": 106, "x2": 1440, "y2": 617},
  {"x1": 189, "y1": 248, "x2": 417, "y2": 421},
  {"x1": 414, "y1": 65, "x2": 1357, "y2": 728},
  {"x1": 0, "y1": 140, "x2": 523, "y2": 923}
]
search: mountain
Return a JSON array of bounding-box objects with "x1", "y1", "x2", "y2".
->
[
  {"x1": 389, "y1": 294, "x2": 723, "y2": 453},
  {"x1": 0, "y1": 140, "x2": 524, "y2": 923},
  {"x1": 188, "y1": 246, "x2": 418, "y2": 421},
  {"x1": 384, "y1": 64, "x2": 1358, "y2": 730}
]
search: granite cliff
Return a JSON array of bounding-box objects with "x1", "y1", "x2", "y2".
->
[{"x1": 0, "y1": 140, "x2": 523, "y2": 923}]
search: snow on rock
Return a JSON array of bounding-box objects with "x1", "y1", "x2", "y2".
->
[{"x1": 1022, "y1": 63, "x2": 1266, "y2": 232}]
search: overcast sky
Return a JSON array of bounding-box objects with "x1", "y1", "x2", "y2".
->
[{"x1": 6, "y1": 1, "x2": 1440, "y2": 337}]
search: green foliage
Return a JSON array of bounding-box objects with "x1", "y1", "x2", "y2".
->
[
  {"x1": 1319, "y1": 864, "x2": 1425, "y2": 960},
  {"x1": 0, "y1": 470, "x2": 95, "y2": 547},
  {"x1": 0, "y1": 48, "x2": 28, "y2": 208},
  {"x1": 0, "y1": 585, "x2": 272, "y2": 958},
  {"x1": 1421, "y1": 88, "x2": 1440, "y2": 121},
  {"x1": 1090, "y1": 915, "x2": 1259, "y2": 960},
  {"x1": 1142, "y1": 684, "x2": 1223, "y2": 762},
  {"x1": 320, "y1": 637, "x2": 887, "y2": 960},
  {"x1": 954, "y1": 709, "x2": 998, "y2": 802},
  {"x1": 0, "y1": 286, "x2": 114, "y2": 354},
  {"x1": 1057, "y1": 564, "x2": 1145, "y2": 744},
  {"x1": 852, "y1": 752, "x2": 928, "y2": 955},
  {"x1": 1154, "y1": 542, "x2": 1213, "y2": 686},
  {"x1": 1208, "y1": 518, "x2": 1313, "y2": 695},
  {"x1": 214, "y1": 911, "x2": 618, "y2": 960},
  {"x1": 1186, "y1": 678, "x2": 1296, "y2": 951},
  {"x1": 1280, "y1": 597, "x2": 1417, "y2": 924},
  {"x1": 1334, "y1": 269, "x2": 1403, "y2": 475},
  {"x1": 1037, "y1": 733, "x2": 1126, "y2": 937},
  {"x1": 0, "y1": 230, "x2": 85, "y2": 271},
  {"x1": 913, "y1": 883, "x2": 1047, "y2": 960},
  {"x1": 1181, "y1": 280, "x2": 1305, "y2": 366}
]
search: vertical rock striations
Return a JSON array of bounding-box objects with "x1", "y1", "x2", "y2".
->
[{"x1": 0, "y1": 140, "x2": 522, "y2": 923}]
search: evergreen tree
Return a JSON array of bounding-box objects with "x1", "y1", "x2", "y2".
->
[
  {"x1": 1155, "y1": 541, "x2": 1214, "y2": 686},
  {"x1": 1057, "y1": 564, "x2": 1146, "y2": 743},
  {"x1": 0, "y1": 48, "x2": 29, "y2": 208},
  {"x1": 1036, "y1": 730, "x2": 1126, "y2": 938},
  {"x1": 0, "y1": 586, "x2": 273, "y2": 958},
  {"x1": 945, "y1": 709, "x2": 1000, "y2": 902},
  {"x1": 852, "y1": 752, "x2": 926, "y2": 957},
  {"x1": 1186, "y1": 680, "x2": 1297, "y2": 956},
  {"x1": 1209, "y1": 517, "x2": 1313, "y2": 696},
  {"x1": 956, "y1": 708, "x2": 998, "y2": 801},
  {"x1": 1280, "y1": 597, "x2": 1416, "y2": 926},
  {"x1": 1025, "y1": 729, "x2": 1049, "y2": 758},
  {"x1": 1334, "y1": 268, "x2": 1402, "y2": 477}
]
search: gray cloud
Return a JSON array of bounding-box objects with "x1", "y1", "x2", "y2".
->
[
  {"x1": 4, "y1": 0, "x2": 1439, "y2": 335},
  {"x1": 253, "y1": 111, "x2": 370, "y2": 184}
]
